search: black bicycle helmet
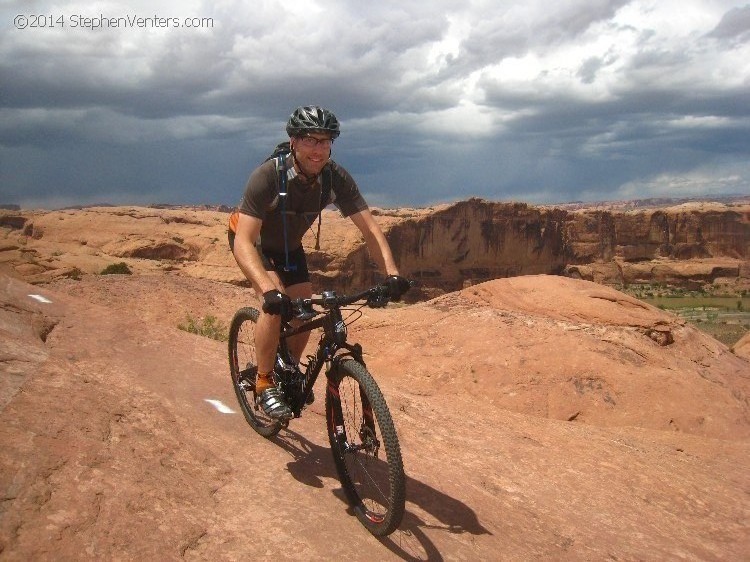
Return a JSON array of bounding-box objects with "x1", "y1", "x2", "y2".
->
[{"x1": 286, "y1": 105, "x2": 341, "y2": 139}]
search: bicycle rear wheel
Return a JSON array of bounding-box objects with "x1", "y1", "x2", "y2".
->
[
  {"x1": 325, "y1": 359, "x2": 405, "y2": 536},
  {"x1": 228, "y1": 307, "x2": 282, "y2": 438}
]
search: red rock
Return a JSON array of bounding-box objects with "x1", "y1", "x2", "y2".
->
[{"x1": 1, "y1": 271, "x2": 748, "y2": 559}]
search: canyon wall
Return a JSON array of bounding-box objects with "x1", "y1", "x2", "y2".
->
[
  {"x1": 1, "y1": 199, "x2": 747, "y2": 297},
  {"x1": 332, "y1": 199, "x2": 749, "y2": 296},
  {"x1": 384, "y1": 200, "x2": 570, "y2": 293}
]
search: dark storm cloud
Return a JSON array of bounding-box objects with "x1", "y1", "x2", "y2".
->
[
  {"x1": 708, "y1": 4, "x2": 750, "y2": 42},
  {"x1": 1, "y1": 0, "x2": 749, "y2": 209}
]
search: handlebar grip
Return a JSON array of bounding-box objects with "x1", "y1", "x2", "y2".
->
[{"x1": 366, "y1": 285, "x2": 390, "y2": 308}]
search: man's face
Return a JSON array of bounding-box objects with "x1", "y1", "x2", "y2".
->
[{"x1": 292, "y1": 133, "x2": 333, "y2": 177}]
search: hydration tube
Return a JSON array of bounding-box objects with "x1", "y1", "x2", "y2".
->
[{"x1": 277, "y1": 155, "x2": 297, "y2": 272}]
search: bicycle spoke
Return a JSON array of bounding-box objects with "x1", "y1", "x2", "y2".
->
[
  {"x1": 228, "y1": 307, "x2": 282, "y2": 438},
  {"x1": 346, "y1": 452, "x2": 392, "y2": 515}
]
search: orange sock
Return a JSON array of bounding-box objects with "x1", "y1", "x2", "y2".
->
[{"x1": 256, "y1": 372, "x2": 274, "y2": 394}]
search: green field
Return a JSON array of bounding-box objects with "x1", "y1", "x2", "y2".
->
[{"x1": 631, "y1": 293, "x2": 749, "y2": 347}]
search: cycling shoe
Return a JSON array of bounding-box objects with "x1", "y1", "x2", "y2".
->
[{"x1": 256, "y1": 387, "x2": 293, "y2": 420}]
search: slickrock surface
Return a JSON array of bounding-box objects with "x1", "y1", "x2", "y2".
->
[{"x1": 1, "y1": 271, "x2": 748, "y2": 560}]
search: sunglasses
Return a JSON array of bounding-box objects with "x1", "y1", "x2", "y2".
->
[{"x1": 297, "y1": 136, "x2": 333, "y2": 148}]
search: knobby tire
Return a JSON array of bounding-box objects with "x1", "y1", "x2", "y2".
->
[
  {"x1": 325, "y1": 359, "x2": 405, "y2": 536},
  {"x1": 228, "y1": 307, "x2": 282, "y2": 438}
]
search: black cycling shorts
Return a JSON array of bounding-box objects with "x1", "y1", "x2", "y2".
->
[{"x1": 259, "y1": 245, "x2": 310, "y2": 288}]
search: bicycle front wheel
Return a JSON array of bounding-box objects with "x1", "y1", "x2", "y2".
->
[
  {"x1": 228, "y1": 307, "x2": 282, "y2": 438},
  {"x1": 325, "y1": 359, "x2": 405, "y2": 536}
]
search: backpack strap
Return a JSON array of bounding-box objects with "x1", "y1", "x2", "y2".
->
[
  {"x1": 277, "y1": 153, "x2": 331, "y2": 255},
  {"x1": 276, "y1": 155, "x2": 297, "y2": 272}
]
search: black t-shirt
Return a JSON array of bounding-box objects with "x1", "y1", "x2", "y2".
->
[{"x1": 238, "y1": 154, "x2": 368, "y2": 253}]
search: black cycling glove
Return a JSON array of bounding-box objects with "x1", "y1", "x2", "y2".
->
[
  {"x1": 262, "y1": 290, "x2": 292, "y2": 319},
  {"x1": 384, "y1": 275, "x2": 411, "y2": 302}
]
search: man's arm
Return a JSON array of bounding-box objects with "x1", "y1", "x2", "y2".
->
[
  {"x1": 232, "y1": 213, "x2": 279, "y2": 294},
  {"x1": 349, "y1": 209, "x2": 400, "y2": 276}
]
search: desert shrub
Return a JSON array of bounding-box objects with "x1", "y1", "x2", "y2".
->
[
  {"x1": 101, "y1": 262, "x2": 132, "y2": 275},
  {"x1": 178, "y1": 314, "x2": 228, "y2": 342}
]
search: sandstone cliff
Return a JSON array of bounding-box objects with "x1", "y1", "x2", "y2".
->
[
  {"x1": 369, "y1": 199, "x2": 749, "y2": 296},
  {"x1": 0, "y1": 200, "x2": 747, "y2": 299}
]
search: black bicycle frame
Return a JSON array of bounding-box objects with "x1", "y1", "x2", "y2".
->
[{"x1": 277, "y1": 306, "x2": 365, "y2": 417}]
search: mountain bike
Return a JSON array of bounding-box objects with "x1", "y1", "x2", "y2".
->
[{"x1": 228, "y1": 283, "x2": 408, "y2": 536}]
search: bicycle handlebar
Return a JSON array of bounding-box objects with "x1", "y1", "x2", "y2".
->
[
  {"x1": 292, "y1": 286, "x2": 381, "y2": 313},
  {"x1": 290, "y1": 281, "x2": 412, "y2": 320}
]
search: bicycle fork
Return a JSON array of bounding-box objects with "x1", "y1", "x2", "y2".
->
[{"x1": 326, "y1": 376, "x2": 378, "y2": 456}]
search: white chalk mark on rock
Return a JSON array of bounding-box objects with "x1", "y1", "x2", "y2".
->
[{"x1": 205, "y1": 399, "x2": 237, "y2": 414}]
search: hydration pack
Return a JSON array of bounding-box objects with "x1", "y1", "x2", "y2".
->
[{"x1": 228, "y1": 142, "x2": 332, "y2": 269}]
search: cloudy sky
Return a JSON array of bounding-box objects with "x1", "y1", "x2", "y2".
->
[{"x1": 1, "y1": 0, "x2": 749, "y2": 209}]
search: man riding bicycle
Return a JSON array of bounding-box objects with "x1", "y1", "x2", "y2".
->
[{"x1": 230, "y1": 105, "x2": 410, "y2": 420}]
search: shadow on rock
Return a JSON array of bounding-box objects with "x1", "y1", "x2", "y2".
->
[{"x1": 271, "y1": 429, "x2": 490, "y2": 561}]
